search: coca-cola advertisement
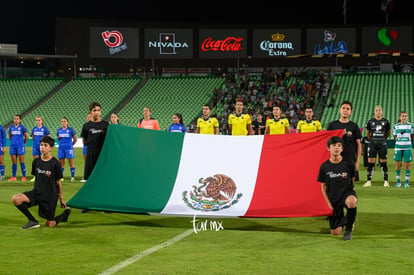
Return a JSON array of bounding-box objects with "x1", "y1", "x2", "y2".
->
[{"x1": 199, "y1": 29, "x2": 247, "y2": 59}]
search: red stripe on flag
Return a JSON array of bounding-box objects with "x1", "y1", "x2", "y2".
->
[{"x1": 244, "y1": 130, "x2": 343, "y2": 218}]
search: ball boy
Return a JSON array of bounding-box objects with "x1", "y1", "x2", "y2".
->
[
  {"x1": 12, "y1": 136, "x2": 70, "y2": 229},
  {"x1": 317, "y1": 136, "x2": 358, "y2": 241}
]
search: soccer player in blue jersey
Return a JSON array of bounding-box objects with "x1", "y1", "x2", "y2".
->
[
  {"x1": 31, "y1": 116, "x2": 50, "y2": 159},
  {"x1": 0, "y1": 123, "x2": 6, "y2": 180},
  {"x1": 56, "y1": 117, "x2": 77, "y2": 182},
  {"x1": 30, "y1": 116, "x2": 50, "y2": 181},
  {"x1": 167, "y1": 113, "x2": 187, "y2": 133},
  {"x1": 8, "y1": 115, "x2": 28, "y2": 181}
]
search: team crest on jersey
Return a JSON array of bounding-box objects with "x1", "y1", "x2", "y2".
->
[{"x1": 182, "y1": 174, "x2": 242, "y2": 212}]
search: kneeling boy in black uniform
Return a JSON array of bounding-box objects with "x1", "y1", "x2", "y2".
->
[
  {"x1": 317, "y1": 136, "x2": 358, "y2": 241},
  {"x1": 12, "y1": 136, "x2": 71, "y2": 229}
]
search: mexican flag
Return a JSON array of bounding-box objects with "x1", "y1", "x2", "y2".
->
[{"x1": 68, "y1": 125, "x2": 342, "y2": 218}]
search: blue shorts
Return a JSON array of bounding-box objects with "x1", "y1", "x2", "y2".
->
[
  {"x1": 9, "y1": 145, "x2": 25, "y2": 156},
  {"x1": 58, "y1": 147, "x2": 74, "y2": 159},
  {"x1": 82, "y1": 145, "x2": 88, "y2": 155},
  {"x1": 32, "y1": 145, "x2": 41, "y2": 156}
]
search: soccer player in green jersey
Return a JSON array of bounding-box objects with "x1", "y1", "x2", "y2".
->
[{"x1": 393, "y1": 111, "x2": 414, "y2": 188}]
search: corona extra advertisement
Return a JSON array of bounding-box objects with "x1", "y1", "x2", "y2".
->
[{"x1": 253, "y1": 29, "x2": 301, "y2": 57}]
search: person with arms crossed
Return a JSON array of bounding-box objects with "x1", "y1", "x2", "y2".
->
[
  {"x1": 137, "y1": 107, "x2": 160, "y2": 130},
  {"x1": 0, "y1": 123, "x2": 6, "y2": 180},
  {"x1": 228, "y1": 100, "x2": 254, "y2": 136},
  {"x1": 81, "y1": 102, "x2": 109, "y2": 182},
  {"x1": 8, "y1": 115, "x2": 28, "y2": 181},
  {"x1": 363, "y1": 106, "x2": 391, "y2": 187},
  {"x1": 317, "y1": 136, "x2": 358, "y2": 241},
  {"x1": 56, "y1": 117, "x2": 77, "y2": 182},
  {"x1": 196, "y1": 105, "x2": 219, "y2": 135},
  {"x1": 296, "y1": 106, "x2": 322, "y2": 133},
  {"x1": 327, "y1": 100, "x2": 362, "y2": 181},
  {"x1": 11, "y1": 136, "x2": 71, "y2": 229},
  {"x1": 393, "y1": 111, "x2": 414, "y2": 188},
  {"x1": 265, "y1": 105, "x2": 290, "y2": 135},
  {"x1": 167, "y1": 113, "x2": 187, "y2": 133}
]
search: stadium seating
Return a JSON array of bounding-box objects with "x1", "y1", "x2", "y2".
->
[
  {"x1": 118, "y1": 76, "x2": 224, "y2": 131},
  {"x1": 21, "y1": 77, "x2": 141, "y2": 136},
  {"x1": 0, "y1": 78, "x2": 63, "y2": 126},
  {"x1": 320, "y1": 73, "x2": 414, "y2": 137}
]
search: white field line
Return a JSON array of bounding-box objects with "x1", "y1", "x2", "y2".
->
[{"x1": 99, "y1": 229, "x2": 193, "y2": 275}]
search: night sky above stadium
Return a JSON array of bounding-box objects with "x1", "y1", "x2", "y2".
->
[{"x1": 0, "y1": 0, "x2": 412, "y2": 54}]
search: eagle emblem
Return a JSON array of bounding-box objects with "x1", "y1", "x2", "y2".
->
[{"x1": 182, "y1": 174, "x2": 242, "y2": 212}]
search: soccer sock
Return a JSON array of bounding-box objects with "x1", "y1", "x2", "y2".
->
[
  {"x1": 70, "y1": 167, "x2": 75, "y2": 178},
  {"x1": 396, "y1": 170, "x2": 401, "y2": 184},
  {"x1": 16, "y1": 203, "x2": 37, "y2": 222},
  {"x1": 20, "y1": 162, "x2": 26, "y2": 177},
  {"x1": 345, "y1": 207, "x2": 357, "y2": 232},
  {"x1": 367, "y1": 163, "x2": 375, "y2": 180},
  {"x1": 12, "y1": 164, "x2": 17, "y2": 177},
  {"x1": 0, "y1": 164, "x2": 5, "y2": 176},
  {"x1": 405, "y1": 169, "x2": 410, "y2": 184},
  {"x1": 61, "y1": 167, "x2": 64, "y2": 176},
  {"x1": 380, "y1": 162, "x2": 388, "y2": 181}
]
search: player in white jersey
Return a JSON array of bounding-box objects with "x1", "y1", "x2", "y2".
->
[{"x1": 392, "y1": 111, "x2": 414, "y2": 188}]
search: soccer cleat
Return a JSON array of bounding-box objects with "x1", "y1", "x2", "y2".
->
[
  {"x1": 383, "y1": 181, "x2": 389, "y2": 188},
  {"x1": 62, "y1": 208, "x2": 71, "y2": 222},
  {"x1": 404, "y1": 183, "x2": 410, "y2": 188},
  {"x1": 8, "y1": 177, "x2": 17, "y2": 182},
  {"x1": 21, "y1": 220, "x2": 40, "y2": 230},
  {"x1": 395, "y1": 183, "x2": 401, "y2": 188},
  {"x1": 70, "y1": 177, "x2": 75, "y2": 182},
  {"x1": 0, "y1": 175, "x2": 4, "y2": 181},
  {"x1": 21, "y1": 177, "x2": 26, "y2": 182},
  {"x1": 362, "y1": 180, "x2": 371, "y2": 187},
  {"x1": 343, "y1": 231, "x2": 352, "y2": 241},
  {"x1": 80, "y1": 179, "x2": 87, "y2": 183}
]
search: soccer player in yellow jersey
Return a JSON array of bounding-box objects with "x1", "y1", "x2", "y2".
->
[
  {"x1": 196, "y1": 105, "x2": 219, "y2": 135},
  {"x1": 265, "y1": 106, "x2": 290, "y2": 135},
  {"x1": 228, "y1": 100, "x2": 253, "y2": 136},
  {"x1": 296, "y1": 106, "x2": 322, "y2": 133}
]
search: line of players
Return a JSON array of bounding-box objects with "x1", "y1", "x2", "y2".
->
[{"x1": 0, "y1": 101, "x2": 413, "y2": 187}]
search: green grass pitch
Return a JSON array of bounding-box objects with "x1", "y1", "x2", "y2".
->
[{"x1": 0, "y1": 147, "x2": 413, "y2": 274}]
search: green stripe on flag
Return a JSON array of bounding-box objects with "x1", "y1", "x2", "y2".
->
[{"x1": 68, "y1": 125, "x2": 184, "y2": 213}]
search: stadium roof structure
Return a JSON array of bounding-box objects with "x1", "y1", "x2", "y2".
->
[{"x1": 0, "y1": 52, "x2": 78, "y2": 78}]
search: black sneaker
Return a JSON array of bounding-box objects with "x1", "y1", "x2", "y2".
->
[
  {"x1": 21, "y1": 220, "x2": 40, "y2": 230},
  {"x1": 61, "y1": 208, "x2": 71, "y2": 222},
  {"x1": 343, "y1": 231, "x2": 352, "y2": 241}
]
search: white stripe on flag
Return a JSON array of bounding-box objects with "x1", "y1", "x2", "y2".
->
[{"x1": 161, "y1": 133, "x2": 264, "y2": 217}]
